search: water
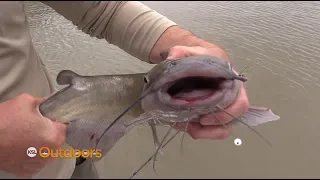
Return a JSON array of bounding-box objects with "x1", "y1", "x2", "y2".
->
[{"x1": 24, "y1": 1, "x2": 320, "y2": 178}]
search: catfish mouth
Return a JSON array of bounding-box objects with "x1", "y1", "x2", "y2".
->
[
  {"x1": 152, "y1": 64, "x2": 243, "y2": 108},
  {"x1": 166, "y1": 76, "x2": 226, "y2": 102}
]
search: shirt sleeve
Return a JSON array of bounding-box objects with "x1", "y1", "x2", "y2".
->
[{"x1": 40, "y1": 1, "x2": 177, "y2": 62}]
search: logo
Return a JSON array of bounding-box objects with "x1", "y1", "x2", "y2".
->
[
  {"x1": 27, "y1": 147, "x2": 102, "y2": 158},
  {"x1": 27, "y1": 147, "x2": 37, "y2": 157},
  {"x1": 39, "y1": 147, "x2": 102, "y2": 158}
]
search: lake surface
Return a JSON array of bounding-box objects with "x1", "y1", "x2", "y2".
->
[{"x1": 25, "y1": 1, "x2": 320, "y2": 178}]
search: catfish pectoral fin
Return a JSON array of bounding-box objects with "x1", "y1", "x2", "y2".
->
[
  {"x1": 56, "y1": 70, "x2": 81, "y2": 85},
  {"x1": 235, "y1": 106, "x2": 280, "y2": 127},
  {"x1": 66, "y1": 117, "x2": 128, "y2": 161}
]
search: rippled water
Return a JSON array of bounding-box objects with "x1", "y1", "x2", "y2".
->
[{"x1": 25, "y1": 1, "x2": 320, "y2": 178}]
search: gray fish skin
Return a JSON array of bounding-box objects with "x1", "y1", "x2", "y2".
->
[
  {"x1": 39, "y1": 55, "x2": 280, "y2": 160},
  {"x1": 40, "y1": 72, "x2": 146, "y2": 123},
  {"x1": 39, "y1": 72, "x2": 146, "y2": 159}
]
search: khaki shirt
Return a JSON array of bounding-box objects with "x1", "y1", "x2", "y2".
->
[
  {"x1": 0, "y1": 1, "x2": 176, "y2": 178},
  {"x1": 0, "y1": 1, "x2": 176, "y2": 102}
]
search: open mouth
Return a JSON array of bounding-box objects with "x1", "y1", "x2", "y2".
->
[{"x1": 166, "y1": 76, "x2": 226, "y2": 103}]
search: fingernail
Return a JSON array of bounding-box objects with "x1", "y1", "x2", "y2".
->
[
  {"x1": 160, "y1": 52, "x2": 169, "y2": 60},
  {"x1": 167, "y1": 55, "x2": 175, "y2": 60}
]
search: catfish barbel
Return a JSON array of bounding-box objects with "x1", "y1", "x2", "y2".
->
[{"x1": 39, "y1": 55, "x2": 280, "y2": 177}]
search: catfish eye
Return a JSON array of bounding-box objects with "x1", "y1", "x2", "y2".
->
[{"x1": 143, "y1": 76, "x2": 149, "y2": 83}]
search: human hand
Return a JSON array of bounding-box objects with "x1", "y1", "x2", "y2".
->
[
  {"x1": 0, "y1": 94, "x2": 67, "y2": 177},
  {"x1": 165, "y1": 46, "x2": 250, "y2": 140}
]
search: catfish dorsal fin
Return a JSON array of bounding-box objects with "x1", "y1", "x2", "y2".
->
[{"x1": 56, "y1": 70, "x2": 81, "y2": 85}]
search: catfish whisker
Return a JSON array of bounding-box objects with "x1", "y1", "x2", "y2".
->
[
  {"x1": 129, "y1": 130, "x2": 181, "y2": 179},
  {"x1": 208, "y1": 108, "x2": 236, "y2": 139},
  {"x1": 95, "y1": 83, "x2": 161, "y2": 150},
  {"x1": 152, "y1": 122, "x2": 177, "y2": 175},
  {"x1": 179, "y1": 109, "x2": 193, "y2": 153},
  {"x1": 238, "y1": 66, "x2": 250, "y2": 77},
  {"x1": 149, "y1": 121, "x2": 162, "y2": 156},
  {"x1": 124, "y1": 116, "x2": 153, "y2": 128},
  {"x1": 180, "y1": 120, "x2": 190, "y2": 153},
  {"x1": 95, "y1": 94, "x2": 148, "y2": 150},
  {"x1": 155, "y1": 118, "x2": 164, "y2": 125},
  {"x1": 152, "y1": 119, "x2": 157, "y2": 125},
  {"x1": 216, "y1": 105, "x2": 272, "y2": 146}
]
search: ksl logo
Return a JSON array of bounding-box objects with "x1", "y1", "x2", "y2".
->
[{"x1": 27, "y1": 147, "x2": 37, "y2": 157}]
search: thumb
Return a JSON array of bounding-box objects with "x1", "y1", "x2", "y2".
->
[
  {"x1": 167, "y1": 46, "x2": 191, "y2": 60},
  {"x1": 52, "y1": 121, "x2": 67, "y2": 135},
  {"x1": 33, "y1": 96, "x2": 47, "y2": 104},
  {"x1": 33, "y1": 92, "x2": 57, "y2": 108}
]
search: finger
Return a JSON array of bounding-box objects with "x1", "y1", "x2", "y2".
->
[
  {"x1": 172, "y1": 122, "x2": 190, "y2": 131},
  {"x1": 52, "y1": 121, "x2": 67, "y2": 138},
  {"x1": 43, "y1": 91, "x2": 57, "y2": 99},
  {"x1": 200, "y1": 85, "x2": 249, "y2": 125},
  {"x1": 34, "y1": 91, "x2": 57, "y2": 104},
  {"x1": 186, "y1": 122, "x2": 232, "y2": 140},
  {"x1": 14, "y1": 171, "x2": 35, "y2": 178},
  {"x1": 34, "y1": 92, "x2": 58, "y2": 116},
  {"x1": 160, "y1": 51, "x2": 169, "y2": 61},
  {"x1": 18, "y1": 166, "x2": 43, "y2": 178},
  {"x1": 6, "y1": 161, "x2": 43, "y2": 178},
  {"x1": 21, "y1": 162, "x2": 46, "y2": 172},
  {"x1": 167, "y1": 46, "x2": 230, "y2": 62},
  {"x1": 33, "y1": 96, "x2": 47, "y2": 105},
  {"x1": 167, "y1": 46, "x2": 208, "y2": 59},
  {"x1": 40, "y1": 114, "x2": 68, "y2": 135},
  {"x1": 36, "y1": 121, "x2": 66, "y2": 153}
]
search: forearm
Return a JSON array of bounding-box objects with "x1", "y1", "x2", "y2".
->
[
  {"x1": 149, "y1": 26, "x2": 230, "y2": 63},
  {"x1": 41, "y1": 1, "x2": 227, "y2": 64},
  {"x1": 41, "y1": 1, "x2": 176, "y2": 62}
]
